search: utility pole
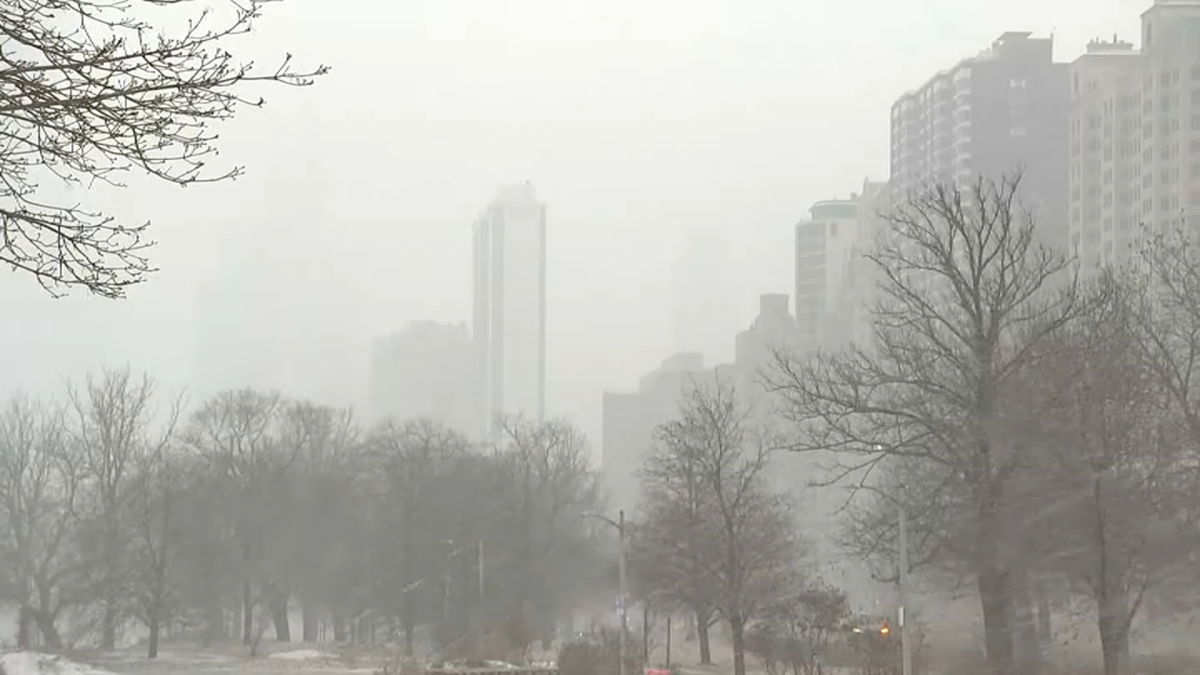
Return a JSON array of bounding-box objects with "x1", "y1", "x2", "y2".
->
[
  {"x1": 585, "y1": 509, "x2": 628, "y2": 675},
  {"x1": 899, "y1": 506, "x2": 912, "y2": 675},
  {"x1": 618, "y1": 509, "x2": 627, "y2": 675}
]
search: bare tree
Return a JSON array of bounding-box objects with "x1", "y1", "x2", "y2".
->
[
  {"x1": 68, "y1": 367, "x2": 179, "y2": 649},
  {"x1": 272, "y1": 401, "x2": 359, "y2": 643},
  {"x1": 186, "y1": 388, "x2": 285, "y2": 646},
  {"x1": 0, "y1": 0, "x2": 327, "y2": 297},
  {"x1": 367, "y1": 417, "x2": 470, "y2": 654},
  {"x1": 0, "y1": 394, "x2": 85, "y2": 650},
  {"x1": 496, "y1": 417, "x2": 602, "y2": 657},
  {"x1": 769, "y1": 175, "x2": 1084, "y2": 675},
  {"x1": 1137, "y1": 227, "x2": 1200, "y2": 445},
  {"x1": 128, "y1": 447, "x2": 189, "y2": 659},
  {"x1": 645, "y1": 381, "x2": 797, "y2": 675},
  {"x1": 633, "y1": 410, "x2": 723, "y2": 665},
  {"x1": 1029, "y1": 269, "x2": 1200, "y2": 675}
]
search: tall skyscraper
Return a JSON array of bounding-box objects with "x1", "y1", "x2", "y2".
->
[
  {"x1": 890, "y1": 32, "x2": 1070, "y2": 249},
  {"x1": 1070, "y1": 1, "x2": 1200, "y2": 272},
  {"x1": 473, "y1": 183, "x2": 547, "y2": 439}
]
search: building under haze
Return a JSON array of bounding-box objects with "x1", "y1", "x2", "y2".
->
[
  {"x1": 369, "y1": 322, "x2": 478, "y2": 436},
  {"x1": 601, "y1": 352, "x2": 708, "y2": 513},
  {"x1": 794, "y1": 197, "x2": 861, "y2": 350},
  {"x1": 890, "y1": 31, "x2": 1070, "y2": 250},
  {"x1": 1069, "y1": 1, "x2": 1200, "y2": 272},
  {"x1": 473, "y1": 183, "x2": 547, "y2": 439}
]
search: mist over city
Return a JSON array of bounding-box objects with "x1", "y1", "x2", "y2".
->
[{"x1": 1, "y1": 2, "x2": 1198, "y2": 675}]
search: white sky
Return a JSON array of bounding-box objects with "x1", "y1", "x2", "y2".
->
[{"x1": 0, "y1": 0, "x2": 1144, "y2": 450}]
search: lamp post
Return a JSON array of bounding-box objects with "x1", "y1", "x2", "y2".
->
[
  {"x1": 585, "y1": 510, "x2": 627, "y2": 675},
  {"x1": 899, "y1": 506, "x2": 912, "y2": 675},
  {"x1": 869, "y1": 444, "x2": 911, "y2": 675}
]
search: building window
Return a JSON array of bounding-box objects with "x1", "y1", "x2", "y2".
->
[{"x1": 1011, "y1": 127, "x2": 1027, "y2": 137}]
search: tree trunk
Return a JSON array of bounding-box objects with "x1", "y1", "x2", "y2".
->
[
  {"x1": 1035, "y1": 581, "x2": 1053, "y2": 645},
  {"x1": 17, "y1": 604, "x2": 34, "y2": 650},
  {"x1": 403, "y1": 607, "x2": 416, "y2": 656},
  {"x1": 977, "y1": 500, "x2": 1014, "y2": 675},
  {"x1": 978, "y1": 567, "x2": 1015, "y2": 675},
  {"x1": 148, "y1": 603, "x2": 162, "y2": 659},
  {"x1": 729, "y1": 614, "x2": 747, "y2": 675},
  {"x1": 102, "y1": 600, "x2": 118, "y2": 650},
  {"x1": 270, "y1": 588, "x2": 291, "y2": 641},
  {"x1": 242, "y1": 580, "x2": 254, "y2": 645},
  {"x1": 696, "y1": 610, "x2": 712, "y2": 666},
  {"x1": 34, "y1": 608, "x2": 63, "y2": 651},
  {"x1": 302, "y1": 601, "x2": 318, "y2": 642},
  {"x1": 1012, "y1": 569, "x2": 1040, "y2": 674},
  {"x1": 1098, "y1": 589, "x2": 1130, "y2": 675},
  {"x1": 333, "y1": 611, "x2": 348, "y2": 643}
]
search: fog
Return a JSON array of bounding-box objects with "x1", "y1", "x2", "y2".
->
[{"x1": 0, "y1": 0, "x2": 1138, "y2": 450}]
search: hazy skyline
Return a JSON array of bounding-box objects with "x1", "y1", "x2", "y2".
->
[{"x1": 0, "y1": 0, "x2": 1143, "y2": 453}]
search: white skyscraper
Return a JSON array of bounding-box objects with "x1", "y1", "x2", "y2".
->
[{"x1": 473, "y1": 183, "x2": 547, "y2": 439}]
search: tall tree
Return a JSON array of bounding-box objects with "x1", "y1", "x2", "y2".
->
[
  {"x1": 495, "y1": 417, "x2": 602, "y2": 658},
  {"x1": 68, "y1": 367, "x2": 177, "y2": 649},
  {"x1": 0, "y1": 0, "x2": 327, "y2": 297},
  {"x1": 128, "y1": 447, "x2": 191, "y2": 659},
  {"x1": 186, "y1": 388, "x2": 286, "y2": 645},
  {"x1": 0, "y1": 395, "x2": 84, "y2": 650},
  {"x1": 769, "y1": 175, "x2": 1083, "y2": 675},
  {"x1": 643, "y1": 381, "x2": 797, "y2": 675}
]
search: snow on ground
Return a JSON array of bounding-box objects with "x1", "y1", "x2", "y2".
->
[
  {"x1": 0, "y1": 652, "x2": 116, "y2": 675},
  {"x1": 267, "y1": 650, "x2": 337, "y2": 662}
]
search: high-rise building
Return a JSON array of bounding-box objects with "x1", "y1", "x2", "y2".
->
[
  {"x1": 1069, "y1": 2, "x2": 1200, "y2": 272},
  {"x1": 1140, "y1": 1, "x2": 1200, "y2": 235},
  {"x1": 1067, "y1": 38, "x2": 1143, "y2": 271},
  {"x1": 473, "y1": 183, "x2": 547, "y2": 439},
  {"x1": 890, "y1": 32, "x2": 1070, "y2": 249},
  {"x1": 368, "y1": 322, "x2": 477, "y2": 436},
  {"x1": 601, "y1": 352, "x2": 708, "y2": 513},
  {"x1": 795, "y1": 197, "x2": 860, "y2": 350}
]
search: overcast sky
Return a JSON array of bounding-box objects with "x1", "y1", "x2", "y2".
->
[{"x1": 0, "y1": 0, "x2": 1143, "y2": 451}]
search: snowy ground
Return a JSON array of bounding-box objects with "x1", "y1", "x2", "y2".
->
[{"x1": 69, "y1": 645, "x2": 379, "y2": 675}]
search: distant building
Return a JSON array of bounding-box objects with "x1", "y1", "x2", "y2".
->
[
  {"x1": 1068, "y1": 37, "x2": 1143, "y2": 272},
  {"x1": 473, "y1": 183, "x2": 547, "y2": 439},
  {"x1": 601, "y1": 352, "x2": 708, "y2": 513},
  {"x1": 733, "y1": 293, "x2": 803, "y2": 409},
  {"x1": 368, "y1": 322, "x2": 477, "y2": 436},
  {"x1": 795, "y1": 197, "x2": 861, "y2": 350},
  {"x1": 1070, "y1": 1, "x2": 1200, "y2": 272},
  {"x1": 890, "y1": 32, "x2": 1070, "y2": 250}
]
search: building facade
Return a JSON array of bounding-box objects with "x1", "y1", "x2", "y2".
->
[
  {"x1": 473, "y1": 183, "x2": 547, "y2": 439},
  {"x1": 890, "y1": 32, "x2": 1070, "y2": 250},
  {"x1": 1068, "y1": 38, "x2": 1143, "y2": 271},
  {"x1": 601, "y1": 352, "x2": 708, "y2": 513},
  {"x1": 795, "y1": 197, "x2": 860, "y2": 350},
  {"x1": 1069, "y1": 2, "x2": 1200, "y2": 271},
  {"x1": 368, "y1": 321, "x2": 478, "y2": 436}
]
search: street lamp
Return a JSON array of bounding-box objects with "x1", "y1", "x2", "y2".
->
[
  {"x1": 584, "y1": 510, "x2": 627, "y2": 675},
  {"x1": 868, "y1": 444, "x2": 911, "y2": 675}
]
